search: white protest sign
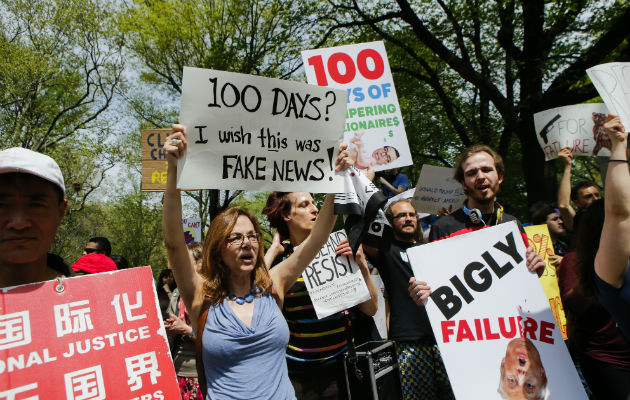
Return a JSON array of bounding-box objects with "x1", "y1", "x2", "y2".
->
[
  {"x1": 302, "y1": 230, "x2": 371, "y2": 319},
  {"x1": 370, "y1": 273, "x2": 388, "y2": 339},
  {"x1": 182, "y1": 218, "x2": 202, "y2": 244},
  {"x1": 301, "y1": 41, "x2": 412, "y2": 172},
  {"x1": 411, "y1": 165, "x2": 466, "y2": 215},
  {"x1": 178, "y1": 67, "x2": 347, "y2": 192},
  {"x1": 533, "y1": 103, "x2": 610, "y2": 160},
  {"x1": 587, "y1": 62, "x2": 630, "y2": 131},
  {"x1": 409, "y1": 223, "x2": 587, "y2": 400}
]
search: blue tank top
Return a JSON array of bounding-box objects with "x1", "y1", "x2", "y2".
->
[{"x1": 201, "y1": 293, "x2": 296, "y2": 399}]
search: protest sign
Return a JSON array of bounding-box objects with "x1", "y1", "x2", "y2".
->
[
  {"x1": 301, "y1": 41, "x2": 412, "y2": 172},
  {"x1": 587, "y1": 62, "x2": 630, "y2": 131},
  {"x1": 411, "y1": 165, "x2": 466, "y2": 214},
  {"x1": 370, "y1": 273, "x2": 388, "y2": 339},
  {"x1": 141, "y1": 128, "x2": 170, "y2": 191},
  {"x1": 524, "y1": 224, "x2": 568, "y2": 340},
  {"x1": 178, "y1": 67, "x2": 347, "y2": 192},
  {"x1": 302, "y1": 230, "x2": 371, "y2": 319},
  {"x1": 182, "y1": 218, "x2": 202, "y2": 244},
  {"x1": 0, "y1": 267, "x2": 179, "y2": 400},
  {"x1": 533, "y1": 104, "x2": 610, "y2": 160},
  {"x1": 409, "y1": 222, "x2": 587, "y2": 400}
]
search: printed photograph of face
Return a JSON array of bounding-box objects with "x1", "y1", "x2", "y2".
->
[
  {"x1": 498, "y1": 338, "x2": 547, "y2": 400},
  {"x1": 347, "y1": 131, "x2": 399, "y2": 170}
]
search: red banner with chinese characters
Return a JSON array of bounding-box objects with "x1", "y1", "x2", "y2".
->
[{"x1": 0, "y1": 267, "x2": 180, "y2": 400}]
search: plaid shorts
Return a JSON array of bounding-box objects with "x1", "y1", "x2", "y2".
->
[{"x1": 395, "y1": 341, "x2": 455, "y2": 400}]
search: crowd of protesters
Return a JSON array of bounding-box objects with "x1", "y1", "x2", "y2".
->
[{"x1": 1, "y1": 114, "x2": 628, "y2": 400}]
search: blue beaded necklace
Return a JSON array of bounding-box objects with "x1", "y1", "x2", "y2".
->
[{"x1": 228, "y1": 287, "x2": 261, "y2": 305}]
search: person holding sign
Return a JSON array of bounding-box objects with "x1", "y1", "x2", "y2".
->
[
  {"x1": 427, "y1": 144, "x2": 545, "y2": 276},
  {"x1": 557, "y1": 147, "x2": 602, "y2": 231},
  {"x1": 559, "y1": 115, "x2": 630, "y2": 400},
  {"x1": 162, "y1": 124, "x2": 354, "y2": 400},
  {"x1": 360, "y1": 198, "x2": 455, "y2": 400},
  {"x1": 0, "y1": 147, "x2": 72, "y2": 288},
  {"x1": 263, "y1": 191, "x2": 379, "y2": 400},
  {"x1": 590, "y1": 115, "x2": 630, "y2": 341}
]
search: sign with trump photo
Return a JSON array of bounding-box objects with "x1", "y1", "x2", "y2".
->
[
  {"x1": 301, "y1": 41, "x2": 412, "y2": 172},
  {"x1": 408, "y1": 222, "x2": 586, "y2": 400}
]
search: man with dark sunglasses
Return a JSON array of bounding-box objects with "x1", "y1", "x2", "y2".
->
[{"x1": 84, "y1": 236, "x2": 112, "y2": 257}]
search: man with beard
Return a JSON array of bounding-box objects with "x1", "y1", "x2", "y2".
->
[
  {"x1": 426, "y1": 145, "x2": 545, "y2": 274},
  {"x1": 363, "y1": 199, "x2": 455, "y2": 400}
]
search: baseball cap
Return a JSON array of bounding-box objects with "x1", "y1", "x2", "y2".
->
[
  {"x1": 0, "y1": 147, "x2": 65, "y2": 195},
  {"x1": 72, "y1": 253, "x2": 118, "y2": 274}
]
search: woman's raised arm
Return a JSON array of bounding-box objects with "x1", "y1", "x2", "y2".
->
[
  {"x1": 270, "y1": 144, "x2": 353, "y2": 302},
  {"x1": 595, "y1": 115, "x2": 630, "y2": 288},
  {"x1": 162, "y1": 124, "x2": 204, "y2": 325}
]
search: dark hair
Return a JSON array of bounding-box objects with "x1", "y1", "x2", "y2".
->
[
  {"x1": 88, "y1": 236, "x2": 112, "y2": 256},
  {"x1": 453, "y1": 145, "x2": 504, "y2": 183},
  {"x1": 385, "y1": 199, "x2": 417, "y2": 224},
  {"x1": 574, "y1": 199, "x2": 605, "y2": 296},
  {"x1": 570, "y1": 181, "x2": 599, "y2": 202},
  {"x1": 384, "y1": 146, "x2": 400, "y2": 159},
  {"x1": 157, "y1": 268, "x2": 176, "y2": 292},
  {"x1": 262, "y1": 192, "x2": 293, "y2": 239},
  {"x1": 531, "y1": 206, "x2": 557, "y2": 226},
  {"x1": 110, "y1": 255, "x2": 129, "y2": 269}
]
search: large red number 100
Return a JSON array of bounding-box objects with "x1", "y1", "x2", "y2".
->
[{"x1": 307, "y1": 49, "x2": 385, "y2": 86}]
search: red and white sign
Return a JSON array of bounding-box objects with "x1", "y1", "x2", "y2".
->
[
  {"x1": 408, "y1": 223, "x2": 587, "y2": 400},
  {"x1": 302, "y1": 41, "x2": 412, "y2": 171},
  {"x1": 0, "y1": 267, "x2": 179, "y2": 400}
]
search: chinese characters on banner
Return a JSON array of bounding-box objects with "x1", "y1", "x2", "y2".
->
[
  {"x1": 0, "y1": 267, "x2": 180, "y2": 400},
  {"x1": 524, "y1": 224, "x2": 568, "y2": 340},
  {"x1": 408, "y1": 223, "x2": 586, "y2": 400},
  {"x1": 301, "y1": 41, "x2": 412, "y2": 172}
]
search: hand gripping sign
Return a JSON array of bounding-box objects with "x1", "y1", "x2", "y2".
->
[
  {"x1": 408, "y1": 222, "x2": 587, "y2": 400},
  {"x1": 178, "y1": 67, "x2": 347, "y2": 192},
  {"x1": 0, "y1": 267, "x2": 179, "y2": 400},
  {"x1": 301, "y1": 230, "x2": 371, "y2": 319},
  {"x1": 301, "y1": 41, "x2": 412, "y2": 172},
  {"x1": 587, "y1": 62, "x2": 630, "y2": 131}
]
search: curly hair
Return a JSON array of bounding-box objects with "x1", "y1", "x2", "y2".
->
[{"x1": 200, "y1": 207, "x2": 273, "y2": 305}]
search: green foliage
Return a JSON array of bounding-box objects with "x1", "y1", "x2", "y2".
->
[{"x1": 52, "y1": 189, "x2": 167, "y2": 275}]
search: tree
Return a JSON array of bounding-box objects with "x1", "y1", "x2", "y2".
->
[
  {"x1": 0, "y1": 0, "x2": 127, "y2": 215},
  {"x1": 118, "y1": 0, "x2": 316, "y2": 228},
  {"x1": 312, "y1": 0, "x2": 630, "y2": 215}
]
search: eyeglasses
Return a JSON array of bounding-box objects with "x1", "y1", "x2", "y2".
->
[
  {"x1": 84, "y1": 248, "x2": 98, "y2": 254},
  {"x1": 226, "y1": 233, "x2": 261, "y2": 247},
  {"x1": 393, "y1": 212, "x2": 416, "y2": 220}
]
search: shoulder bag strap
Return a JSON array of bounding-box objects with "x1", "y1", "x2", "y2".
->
[{"x1": 195, "y1": 298, "x2": 211, "y2": 399}]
